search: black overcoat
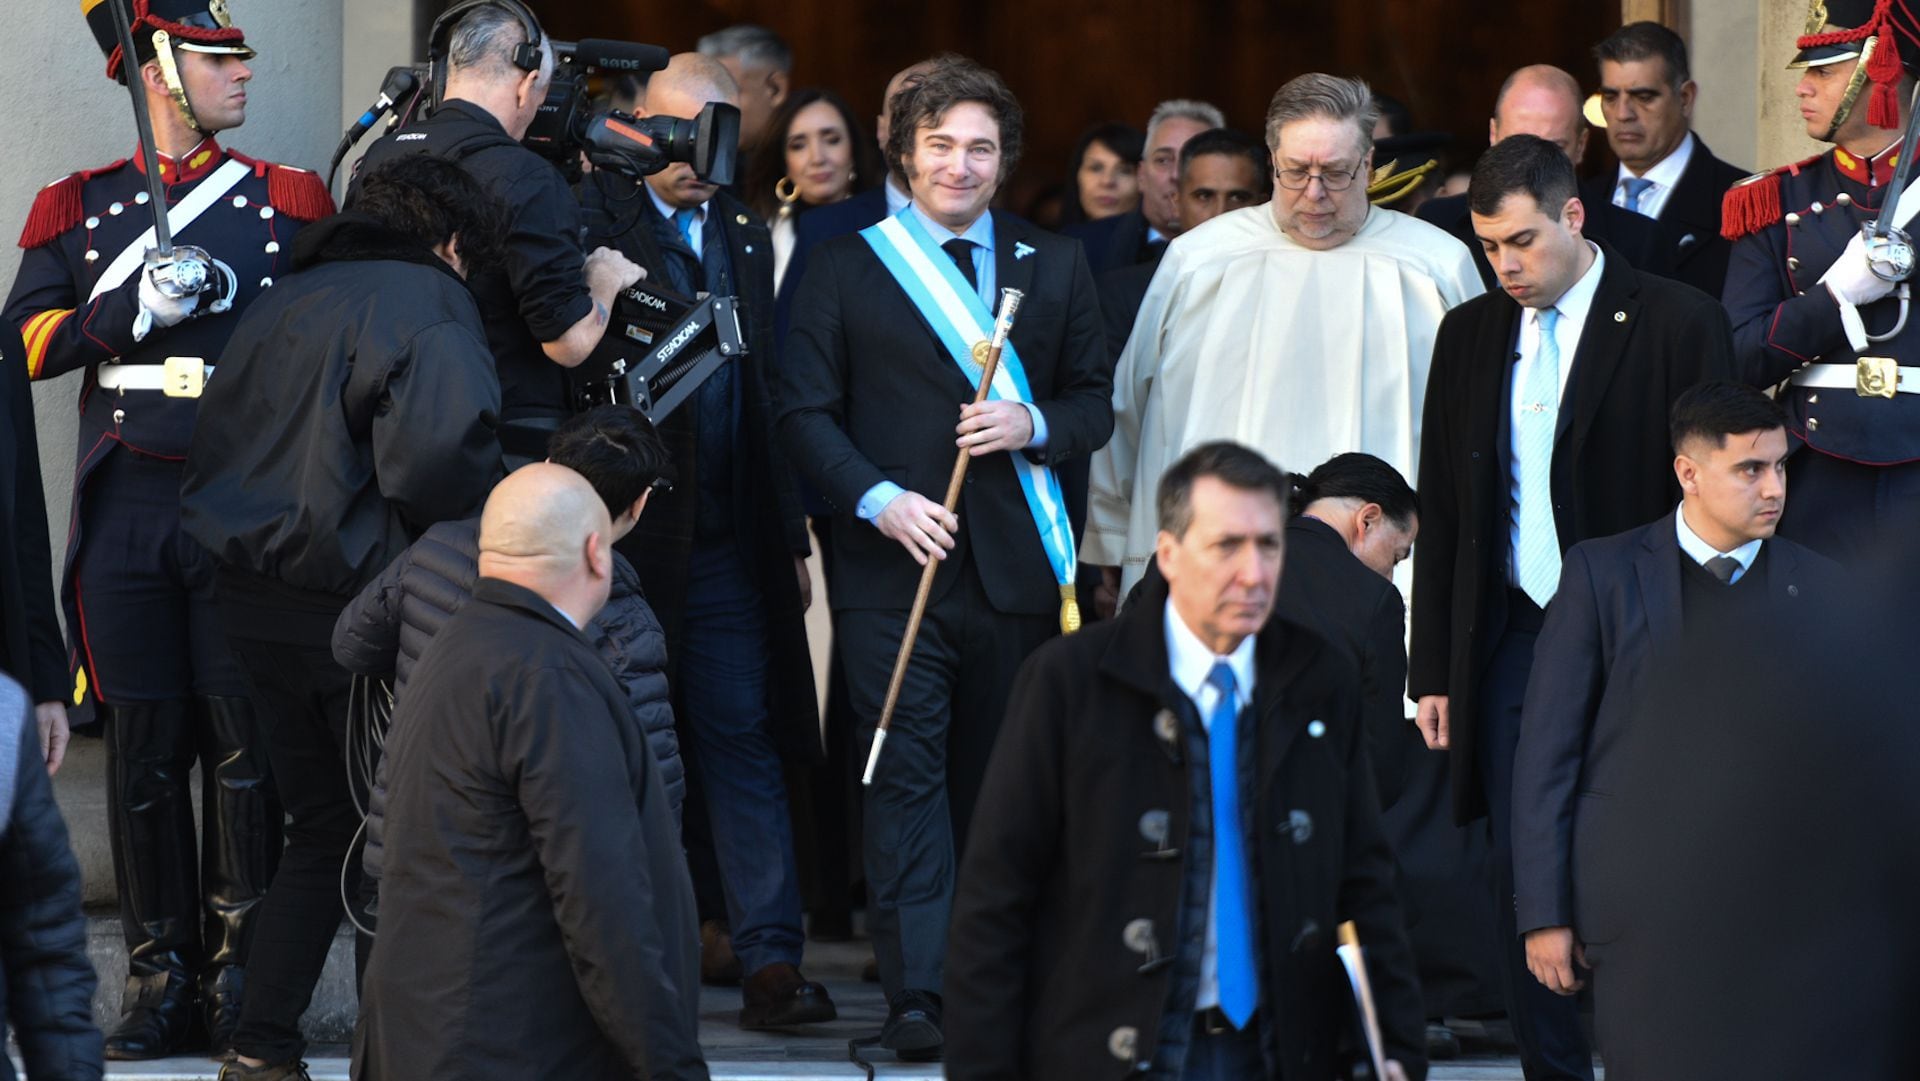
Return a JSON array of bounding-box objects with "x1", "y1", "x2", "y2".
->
[
  {"x1": 945, "y1": 572, "x2": 1424, "y2": 1080},
  {"x1": 0, "y1": 324, "x2": 61, "y2": 705},
  {"x1": 1408, "y1": 242, "x2": 1733, "y2": 823},
  {"x1": 354, "y1": 579, "x2": 707, "y2": 1081}
]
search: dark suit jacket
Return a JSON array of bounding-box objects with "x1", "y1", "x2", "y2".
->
[
  {"x1": 1097, "y1": 253, "x2": 1163, "y2": 367},
  {"x1": 773, "y1": 185, "x2": 889, "y2": 351},
  {"x1": 1064, "y1": 208, "x2": 1156, "y2": 275},
  {"x1": 1407, "y1": 242, "x2": 1734, "y2": 823},
  {"x1": 578, "y1": 179, "x2": 820, "y2": 762},
  {"x1": 0, "y1": 323, "x2": 62, "y2": 705},
  {"x1": 1579, "y1": 135, "x2": 1746, "y2": 300},
  {"x1": 1509, "y1": 514, "x2": 1838, "y2": 936},
  {"x1": 776, "y1": 211, "x2": 1113, "y2": 616},
  {"x1": 1275, "y1": 516, "x2": 1412, "y2": 809}
]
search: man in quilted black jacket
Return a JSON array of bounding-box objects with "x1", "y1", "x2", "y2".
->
[{"x1": 333, "y1": 407, "x2": 685, "y2": 885}]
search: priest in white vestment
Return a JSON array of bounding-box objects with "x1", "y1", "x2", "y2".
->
[{"x1": 1084, "y1": 73, "x2": 1483, "y2": 599}]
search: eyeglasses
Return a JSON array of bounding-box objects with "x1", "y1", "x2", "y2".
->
[{"x1": 1274, "y1": 165, "x2": 1362, "y2": 192}]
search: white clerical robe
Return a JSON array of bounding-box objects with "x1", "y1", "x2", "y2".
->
[{"x1": 1083, "y1": 204, "x2": 1483, "y2": 596}]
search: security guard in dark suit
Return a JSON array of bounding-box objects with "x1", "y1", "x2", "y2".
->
[
  {"x1": 0, "y1": 0, "x2": 331, "y2": 1059},
  {"x1": 1722, "y1": 0, "x2": 1920, "y2": 563}
]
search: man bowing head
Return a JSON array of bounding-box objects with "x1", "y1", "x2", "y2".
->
[{"x1": 776, "y1": 56, "x2": 1112, "y2": 1061}]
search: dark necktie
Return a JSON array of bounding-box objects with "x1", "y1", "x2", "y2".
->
[
  {"x1": 942, "y1": 238, "x2": 979, "y2": 290},
  {"x1": 1705, "y1": 555, "x2": 1740, "y2": 584}
]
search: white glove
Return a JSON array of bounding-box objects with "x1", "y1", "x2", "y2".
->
[
  {"x1": 1822, "y1": 230, "x2": 1900, "y2": 307},
  {"x1": 133, "y1": 262, "x2": 197, "y2": 342}
]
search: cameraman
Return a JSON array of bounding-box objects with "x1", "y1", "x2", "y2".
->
[{"x1": 356, "y1": 1, "x2": 642, "y2": 462}]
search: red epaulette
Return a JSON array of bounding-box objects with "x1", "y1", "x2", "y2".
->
[
  {"x1": 228, "y1": 150, "x2": 336, "y2": 222},
  {"x1": 17, "y1": 161, "x2": 126, "y2": 249},
  {"x1": 1721, "y1": 153, "x2": 1823, "y2": 243}
]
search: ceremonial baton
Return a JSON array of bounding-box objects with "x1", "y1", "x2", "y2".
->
[
  {"x1": 105, "y1": 0, "x2": 214, "y2": 299},
  {"x1": 862, "y1": 287, "x2": 1025, "y2": 787},
  {"x1": 1336, "y1": 921, "x2": 1393, "y2": 1080}
]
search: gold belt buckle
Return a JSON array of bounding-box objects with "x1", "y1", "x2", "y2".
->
[
  {"x1": 162, "y1": 356, "x2": 205, "y2": 399},
  {"x1": 1857, "y1": 356, "x2": 1899, "y2": 399}
]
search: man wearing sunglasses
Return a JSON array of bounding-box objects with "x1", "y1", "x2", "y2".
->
[{"x1": 1085, "y1": 72, "x2": 1483, "y2": 603}]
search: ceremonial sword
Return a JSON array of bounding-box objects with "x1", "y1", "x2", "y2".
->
[{"x1": 106, "y1": 0, "x2": 215, "y2": 300}]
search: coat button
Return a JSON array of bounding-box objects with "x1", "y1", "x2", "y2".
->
[
  {"x1": 84, "y1": 249, "x2": 99, "y2": 264},
  {"x1": 1122, "y1": 918, "x2": 1157, "y2": 955},
  {"x1": 1788, "y1": 257, "x2": 1801, "y2": 271},
  {"x1": 85, "y1": 216, "x2": 101, "y2": 230},
  {"x1": 1281, "y1": 809, "x2": 1313, "y2": 844},
  {"x1": 1307, "y1": 719, "x2": 1326, "y2": 738},
  {"x1": 1808, "y1": 417, "x2": 1820, "y2": 431},
  {"x1": 735, "y1": 213, "x2": 749, "y2": 225},
  {"x1": 1837, "y1": 192, "x2": 1854, "y2": 206},
  {"x1": 1153, "y1": 708, "x2": 1179, "y2": 745},
  {"x1": 233, "y1": 195, "x2": 249, "y2": 209},
  {"x1": 1138, "y1": 810, "x2": 1170, "y2": 846},
  {"x1": 109, "y1": 202, "x2": 124, "y2": 215},
  {"x1": 1785, "y1": 212, "x2": 1802, "y2": 226},
  {"x1": 134, "y1": 191, "x2": 150, "y2": 205},
  {"x1": 1108, "y1": 1026, "x2": 1139, "y2": 1062},
  {"x1": 1811, "y1": 200, "x2": 1826, "y2": 215},
  {"x1": 259, "y1": 206, "x2": 275, "y2": 220},
  {"x1": 112, "y1": 408, "x2": 126, "y2": 424},
  {"x1": 1613, "y1": 311, "x2": 1627, "y2": 322}
]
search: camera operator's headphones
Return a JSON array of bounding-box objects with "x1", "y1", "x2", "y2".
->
[{"x1": 427, "y1": 0, "x2": 546, "y2": 76}]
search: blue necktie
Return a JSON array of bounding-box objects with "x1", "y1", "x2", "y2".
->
[
  {"x1": 674, "y1": 207, "x2": 700, "y2": 261},
  {"x1": 1206, "y1": 661, "x2": 1257, "y2": 1028},
  {"x1": 1515, "y1": 307, "x2": 1562, "y2": 607},
  {"x1": 1621, "y1": 176, "x2": 1655, "y2": 214}
]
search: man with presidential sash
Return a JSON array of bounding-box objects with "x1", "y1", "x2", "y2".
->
[{"x1": 777, "y1": 55, "x2": 1112, "y2": 1061}]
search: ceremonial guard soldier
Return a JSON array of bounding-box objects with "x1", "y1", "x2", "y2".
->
[
  {"x1": 1722, "y1": 0, "x2": 1920, "y2": 560},
  {"x1": 1, "y1": 0, "x2": 332, "y2": 1060}
]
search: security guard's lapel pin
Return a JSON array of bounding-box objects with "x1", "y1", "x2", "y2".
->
[{"x1": 1014, "y1": 241, "x2": 1036, "y2": 261}]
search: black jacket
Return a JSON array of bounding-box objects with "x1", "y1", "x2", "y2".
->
[
  {"x1": 1408, "y1": 242, "x2": 1733, "y2": 823},
  {"x1": 0, "y1": 676, "x2": 102, "y2": 1081},
  {"x1": 945, "y1": 571, "x2": 1423, "y2": 1080},
  {"x1": 180, "y1": 213, "x2": 503, "y2": 601},
  {"x1": 579, "y1": 180, "x2": 820, "y2": 763},
  {"x1": 1578, "y1": 135, "x2": 1746, "y2": 300},
  {"x1": 1276, "y1": 516, "x2": 1412, "y2": 810},
  {"x1": 355, "y1": 100, "x2": 593, "y2": 421},
  {"x1": 1065, "y1": 207, "x2": 1157, "y2": 274},
  {"x1": 778, "y1": 211, "x2": 1114, "y2": 615},
  {"x1": 0, "y1": 325, "x2": 62, "y2": 706},
  {"x1": 333, "y1": 517, "x2": 686, "y2": 890},
  {"x1": 355, "y1": 579, "x2": 707, "y2": 1081}
]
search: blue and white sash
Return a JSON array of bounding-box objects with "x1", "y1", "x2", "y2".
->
[{"x1": 860, "y1": 209, "x2": 1080, "y2": 625}]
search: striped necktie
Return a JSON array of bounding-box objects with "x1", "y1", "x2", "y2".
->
[
  {"x1": 1207, "y1": 661, "x2": 1257, "y2": 1028},
  {"x1": 1515, "y1": 306, "x2": 1563, "y2": 608}
]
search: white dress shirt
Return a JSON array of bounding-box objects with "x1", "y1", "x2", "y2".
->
[
  {"x1": 645, "y1": 183, "x2": 707, "y2": 254},
  {"x1": 1163, "y1": 601, "x2": 1256, "y2": 1011},
  {"x1": 1613, "y1": 131, "x2": 1695, "y2": 222},
  {"x1": 1675, "y1": 503, "x2": 1763, "y2": 584},
  {"x1": 1508, "y1": 245, "x2": 1606, "y2": 587}
]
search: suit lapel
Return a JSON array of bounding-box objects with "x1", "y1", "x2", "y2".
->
[
  {"x1": 1635, "y1": 515, "x2": 1684, "y2": 652},
  {"x1": 994, "y1": 212, "x2": 1037, "y2": 312},
  {"x1": 1658, "y1": 138, "x2": 1722, "y2": 268},
  {"x1": 1563, "y1": 249, "x2": 1638, "y2": 452},
  {"x1": 1763, "y1": 536, "x2": 1802, "y2": 604}
]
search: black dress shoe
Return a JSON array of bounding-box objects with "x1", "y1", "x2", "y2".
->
[
  {"x1": 882, "y1": 989, "x2": 943, "y2": 1062},
  {"x1": 739, "y1": 962, "x2": 838, "y2": 1029},
  {"x1": 104, "y1": 961, "x2": 200, "y2": 1061},
  {"x1": 202, "y1": 966, "x2": 246, "y2": 1060}
]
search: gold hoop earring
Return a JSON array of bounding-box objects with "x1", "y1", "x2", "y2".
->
[{"x1": 775, "y1": 176, "x2": 800, "y2": 205}]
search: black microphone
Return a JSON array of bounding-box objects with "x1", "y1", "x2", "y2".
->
[
  {"x1": 572, "y1": 38, "x2": 670, "y2": 74},
  {"x1": 344, "y1": 68, "x2": 420, "y2": 144}
]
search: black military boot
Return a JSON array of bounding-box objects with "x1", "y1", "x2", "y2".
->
[
  {"x1": 103, "y1": 701, "x2": 205, "y2": 1060},
  {"x1": 198, "y1": 695, "x2": 283, "y2": 1060}
]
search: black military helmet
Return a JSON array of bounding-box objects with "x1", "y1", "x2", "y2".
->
[{"x1": 84, "y1": 0, "x2": 254, "y2": 84}]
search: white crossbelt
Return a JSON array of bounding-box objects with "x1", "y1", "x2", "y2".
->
[
  {"x1": 95, "y1": 361, "x2": 214, "y2": 392},
  {"x1": 1790, "y1": 362, "x2": 1920, "y2": 393},
  {"x1": 88, "y1": 158, "x2": 252, "y2": 302}
]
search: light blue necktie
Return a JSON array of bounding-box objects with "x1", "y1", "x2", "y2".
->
[
  {"x1": 1621, "y1": 176, "x2": 1655, "y2": 214},
  {"x1": 1515, "y1": 306, "x2": 1563, "y2": 608},
  {"x1": 1206, "y1": 661, "x2": 1257, "y2": 1028},
  {"x1": 673, "y1": 207, "x2": 700, "y2": 261}
]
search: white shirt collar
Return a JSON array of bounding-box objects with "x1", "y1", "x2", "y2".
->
[
  {"x1": 907, "y1": 199, "x2": 994, "y2": 252},
  {"x1": 1163, "y1": 599, "x2": 1256, "y2": 713},
  {"x1": 1618, "y1": 130, "x2": 1695, "y2": 194},
  {"x1": 1674, "y1": 503, "x2": 1764, "y2": 573},
  {"x1": 1538, "y1": 242, "x2": 1605, "y2": 332},
  {"x1": 645, "y1": 183, "x2": 707, "y2": 225}
]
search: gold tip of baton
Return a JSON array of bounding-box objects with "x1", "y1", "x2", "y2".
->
[{"x1": 1059, "y1": 584, "x2": 1082, "y2": 635}]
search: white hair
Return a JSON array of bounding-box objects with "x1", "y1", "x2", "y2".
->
[{"x1": 1146, "y1": 99, "x2": 1227, "y2": 146}]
